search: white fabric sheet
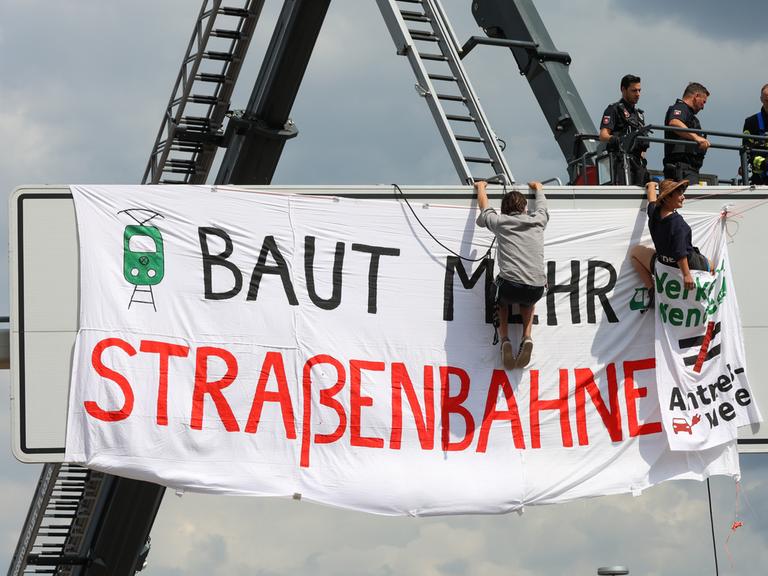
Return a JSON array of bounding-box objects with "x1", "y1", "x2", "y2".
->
[
  {"x1": 64, "y1": 185, "x2": 747, "y2": 516},
  {"x1": 654, "y1": 237, "x2": 762, "y2": 450}
]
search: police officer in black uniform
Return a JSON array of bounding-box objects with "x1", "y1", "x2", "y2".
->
[
  {"x1": 742, "y1": 83, "x2": 768, "y2": 185},
  {"x1": 599, "y1": 74, "x2": 650, "y2": 185},
  {"x1": 663, "y1": 82, "x2": 711, "y2": 182}
]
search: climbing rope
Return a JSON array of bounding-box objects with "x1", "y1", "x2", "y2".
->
[{"x1": 392, "y1": 183, "x2": 495, "y2": 263}]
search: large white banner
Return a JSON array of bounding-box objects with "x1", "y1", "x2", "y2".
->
[
  {"x1": 655, "y1": 251, "x2": 762, "y2": 450},
  {"x1": 65, "y1": 185, "x2": 747, "y2": 516}
]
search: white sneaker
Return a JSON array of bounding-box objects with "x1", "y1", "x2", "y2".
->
[
  {"x1": 515, "y1": 337, "x2": 533, "y2": 368},
  {"x1": 501, "y1": 339, "x2": 515, "y2": 370}
]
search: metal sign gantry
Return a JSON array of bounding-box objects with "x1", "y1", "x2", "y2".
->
[{"x1": 10, "y1": 1, "x2": 596, "y2": 573}]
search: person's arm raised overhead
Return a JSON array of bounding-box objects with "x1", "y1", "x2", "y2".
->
[
  {"x1": 645, "y1": 180, "x2": 658, "y2": 203},
  {"x1": 474, "y1": 180, "x2": 489, "y2": 211},
  {"x1": 528, "y1": 181, "x2": 548, "y2": 218}
]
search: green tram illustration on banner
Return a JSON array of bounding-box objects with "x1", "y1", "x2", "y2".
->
[{"x1": 118, "y1": 209, "x2": 165, "y2": 311}]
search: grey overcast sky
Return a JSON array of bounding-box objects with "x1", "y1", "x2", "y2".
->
[{"x1": 2, "y1": 1, "x2": 768, "y2": 575}]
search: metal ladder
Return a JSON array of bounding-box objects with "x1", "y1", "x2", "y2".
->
[
  {"x1": 375, "y1": 0, "x2": 514, "y2": 184},
  {"x1": 142, "y1": 0, "x2": 264, "y2": 185},
  {"x1": 11, "y1": 2, "x2": 268, "y2": 571},
  {"x1": 8, "y1": 464, "x2": 106, "y2": 575}
]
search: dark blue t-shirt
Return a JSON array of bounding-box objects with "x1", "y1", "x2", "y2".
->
[{"x1": 647, "y1": 201, "x2": 692, "y2": 264}]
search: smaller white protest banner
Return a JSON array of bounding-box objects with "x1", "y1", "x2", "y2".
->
[{"x1": 655, "y1": 236, "x2": 762, "y2": 451}]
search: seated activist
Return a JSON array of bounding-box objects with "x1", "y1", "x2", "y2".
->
[
  {"x1": 630, "y1": 179, "x2": 713, "y2": 298},
  {"x1": 474, "y1": 180, "x2": 548, "y2": 370}
]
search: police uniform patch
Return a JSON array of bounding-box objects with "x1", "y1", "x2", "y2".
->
[
  {"x1": 673, "y1": 109, "x2": 682, "y2": 116},
  {"x1": 602, "y1": 115, "x2": 611, "y2": 125}
]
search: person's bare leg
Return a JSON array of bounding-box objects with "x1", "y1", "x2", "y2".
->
[
  {"x1": 520, "y1": 304, "x2": 535, "y2": 339},
  {"x1": 498, "y1": 303, "x2": 509, "y2": 341},
  {"x1": 630, "y1": 244, "x2": 655, "y2": 290}
]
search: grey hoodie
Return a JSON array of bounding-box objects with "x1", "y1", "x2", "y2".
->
[{"x1": 475, "y1": 188, "x2": 549, "y2": 286}]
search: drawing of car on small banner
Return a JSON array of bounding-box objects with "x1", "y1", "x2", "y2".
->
[{"x1": 672, "y1": 414, "x2": 701, "y2": 435}]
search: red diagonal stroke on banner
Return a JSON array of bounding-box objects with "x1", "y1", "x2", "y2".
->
[{"x1": 693, "y1": 321, "x2": 716, "y2": 373}]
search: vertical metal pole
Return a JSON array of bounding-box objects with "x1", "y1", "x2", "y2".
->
[
  {"x1": 609, "y1": 155, "x2": 615, "y2": 184},
  {"x1": 706, "y1": 479, "x2": 720, "y2": 576},
  {"x1": 622, "y1": 152, "x2": 631, "y2": 185},
  {"x1": 740, "y1": 149, "x2": 750, "y2": 186}
]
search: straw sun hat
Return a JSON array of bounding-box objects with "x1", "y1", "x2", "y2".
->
[{"x1": 657, "y1": 179, "x2": 689, "y2": 203}]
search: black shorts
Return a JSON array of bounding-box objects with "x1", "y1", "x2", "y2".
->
[
  {"x1": 653, "y1": 247, "x2": 710, "y2": 272},
  {"x1": 496, "y1": 277, "x2": 545, "y2": 307},
  {"x1": 687, "y1": 248, "x2": 710, "y2": 271}
]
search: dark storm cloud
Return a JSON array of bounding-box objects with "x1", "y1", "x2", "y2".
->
[{"x1": 610, "y1": 0, "x2": 765, "y2": 41}]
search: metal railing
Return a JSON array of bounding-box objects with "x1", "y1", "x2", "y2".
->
[
  {"x1": 640, "y1": 124, "x2": 768, "y2": 183},
  {"x1": 569, "y1": 133, "x2": 607, "y2": 185},
  {"x1": 570, "y1": 125, "x2": 768, "y2": 185}
]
